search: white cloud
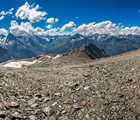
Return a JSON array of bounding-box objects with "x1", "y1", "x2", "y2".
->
[
  {"x1": 10, "y1": 20, "x2": 33, "y2": 36},
  {"x1": 9, "y1": 20, "x2": 140, "y2": 37},
  {"x1": 0, "y1": 28, "x2": 8, "y2": 36},
  {"x1": 46, "y1": 18, "x2": 59, "y2": 29},
  {"x1": 120, "y1": 27, "x2": 140, "y2": 35},
  {"x1": 55, "y1": 18, "x2": 59, "y2": 23},
  {"x1": 46, "y1": 17, "x2": 59, "y2": 24},
  {"x1": 44, "y1": 28, "x2": 59, "y2": 36},
  {"x1": 9, "y1": 20, "x2": 59, "y2": 36},
  {"x1": 9, "y1": 20, "x2": 46, "y2": 36},
  {"x1": 74, "y1": 21, "x2": 120, "y2": 35},
  {"x1": 60, "y1": 21, "x2": 76, "y2": 32},
  {"x1": 73, "y1": 22, "x2": 95, "y2": 35},
  {"x1": 15, "y1": 2, "x2": 47, "y2": 23},
  {"x1": 47, "y1": 18, "x2": 54, "y2": 24},
  {"x1": 6, "y1": 8, "x2": 14, "y2": 15},
  {"x1": 0, "y1": 8, "x2": 14, "y2": 20},
  {"x1": 0, "y1": 8, "x2": 14, "y2": 15},
  {"x1": 73, "y1": 21, "x2": 119, "y2": 36},
  {"x1": 46, "y1": 24, "x2": 53, "y2": 29},
  {"x1": 34, "y1": 27, "x2": 45, "y2": 36},
  {"x1": 0, "y1": 16, "x2": 4, "y2": 20},
  {"x1": 74, "y1": 21, "x2": 140, "y2": 36}
]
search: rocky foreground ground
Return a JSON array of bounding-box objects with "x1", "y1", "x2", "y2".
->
[{"x1": 0, "y1": 50, "x2": 140, "y2": 120}]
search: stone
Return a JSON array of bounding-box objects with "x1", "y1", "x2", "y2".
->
[
  {"x1": 43, "y1": 107, "x2": 54, "y2": 116},
  {"x1": 29, "y1": 115, "x2": 37, "y2": 120},
  {"x1": 4, "y1": 102, "x2": 19, "y2": 108},
  {"x1": 0, "y1": 111, "x2": 7, "y2": 118},
  {"x1": 28, "y1": 98, "x2": 36, "y2": 106},
  {"x1": 84, "y1": 86, "x2": 90, "y2": 90},
  {"x1": 31, "y1": 103, "x2": 38, "y2": 108},
  {"x1": 70, "y1": 83, "x2": 80, "y2": 90},
  {"x1": 80, "y1": 99, "x2": 87, "y2": 107},
  {"x1": 51, "y1": 102, "x2": 58, "y2": 107},
  {"x1": 72, "y1": 103, "x2": 81, "y2": 114},
  {"x1": 43, "y1": 97, "x2": 50, "y2": 103},
  {"x1": 54, "y1": 92, "x2": 61, "y2": 96},
  {"x1": 85, "y1": 114, "x2": 90, "y2": 119},
  {"x1": 11, "y1": 112, "x2": 22, "y2": 119},
  {"x1": 25, "y1": 108, "x2": 35, "y2": 115},
  {"x1": 61, "y1": 110, "x2": 66, "y2": 114}
]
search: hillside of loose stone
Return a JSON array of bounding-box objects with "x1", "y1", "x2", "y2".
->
[{"x1": 0, "y1": 49, "x2": 140, "y2": 120}]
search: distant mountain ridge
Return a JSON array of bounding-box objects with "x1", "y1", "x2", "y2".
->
[
  {"x1": 0, "y1": 46, "x2": 12, "y2": 62},
  {"x1": 0, "y1": 33, "x2": 140, "y2": 62},
  {"x1": 50, "y1": 43, "x2": 109, "y2": 65}
]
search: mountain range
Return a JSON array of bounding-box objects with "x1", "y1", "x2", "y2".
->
[{"x1": 1, "y1": 33, "x2": 140, "y2": 62}]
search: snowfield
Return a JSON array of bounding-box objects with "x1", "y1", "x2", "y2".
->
[
  {"x1": 1, "y1": 54, "x2": 63, "y2": 68},
  {"x1": 2, "y1": 60, "x2": 38, "y2": 68}
]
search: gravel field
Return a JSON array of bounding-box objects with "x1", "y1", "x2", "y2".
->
[{"x1": 0, "y1": 50, "x2": 140, "y2": 120}]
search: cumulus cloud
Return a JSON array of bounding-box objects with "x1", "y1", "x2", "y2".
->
[
  {"x1": 74, "y1": 21, "x2": 140, "y2": 36},
  {"x1": 60, "y1": 21, "x2": 76, "y2": 32},
  {"x1": 10, "y1": 20, "x2": 33, "y2": 36},
  {"x1": 47, "y1": 18, "x2": 59, "y2": 24},
  {"x1": 15, "y1": 2, "x2": 47, "y2": 23},
  {"x1": 73, "y1": 22, "x2": 95, "y2": 35},
  {"x1": 9, "y1": 20, "x2": 60, "y2": 36},
  {"x1": 0, "y1": 28, "x2": 8, "y2": 36},
  {"x1": 0, "y1": 8, "x2": 14, "y2": 20},
  {"x1": 9, "y1": 20, "x2": 46, "y2": 36},
  {"x1": 44, "y1": 28, "x2": 60, "y2": 36},
  {"x1": 55, "y1": 18, "x2": 59, "y2": 23},
  {"x1": 74, "y1": 21, "x2": 120, "y2": 36},
  {"x1": 9, "y1": 19, "x2": 140, "y2": 37},
  {"x1": 46, "y1": 18, "x2": 59, "y2": 29},
  {"x1": 120, "y1": 27, "x2": 140, "y2": 35},
  {"x1": 46, "y1": 24, "x2": 53, "y2": 29}
]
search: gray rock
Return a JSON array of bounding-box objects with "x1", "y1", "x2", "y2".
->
[
  {"x1": 43, "y1": 107, "x2": 54, "y2": 116},
  {"x1": 4, "y1": 101, "x2": 19, "y2": 108},
  {"x1": 51, "y1": 102, "x2": 58, "y2": 107},
  {"x1": 28, "y1": 98, "x2": 36, "y2": 106},
  {"x1": 11, "y1": 112, "x2": 22, "y2": 119},
  {"x1": 61, "y1": 110, "x2": 66, "y2": 114},
  {"x1": 72, "y1": 103, "x2": 81, "y2": 114},
  {"x1": 43, "y1": 97, "x2": 50, "y2": 103},
  {"x1": 29, "y1": 115, "x2": 37, "y2": 120},
  {"x1": 25, "y1": 108, "x2": 35, "y2": 115},
  {"x1": 84, "y1": 86, "x2": 90, "y2": 90},
  {"x1": 0, "y1": 111, "x2": 7, "y2": 118},
  {"x1": 85, "y1": 114, "x2": 90, "y2": 119},
  {"x1": 31, "y1": 103, "x2": 38, "y2": 108}
]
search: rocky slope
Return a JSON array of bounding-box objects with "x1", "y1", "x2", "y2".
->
[
  {"x1": 1, "y1": 43, "x2": 108, "y2": 68},
  {"x1": 45, "y1": 43, "x2": 108, "y2": 66},
  {"x1": 0, "y1": 49, "x2": 140, "y2": 119}
]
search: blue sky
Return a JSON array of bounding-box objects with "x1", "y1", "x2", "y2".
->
[{"x1": 0, "y1": 0, "x2": 140, "y2": 36}]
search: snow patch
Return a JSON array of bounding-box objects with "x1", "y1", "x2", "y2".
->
[
  {"x1": 52, "y1": 55, "x2": 62, "y2": 60},
  {"x1": 37, "y1": 61, "x2": 43, "y2": 63},
  {"x1": 2, "y1": 60, "x2": 38, "y2": 68},
  {"x1": 45, "y1": 55, "x2": 51, "y2": 59}
]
